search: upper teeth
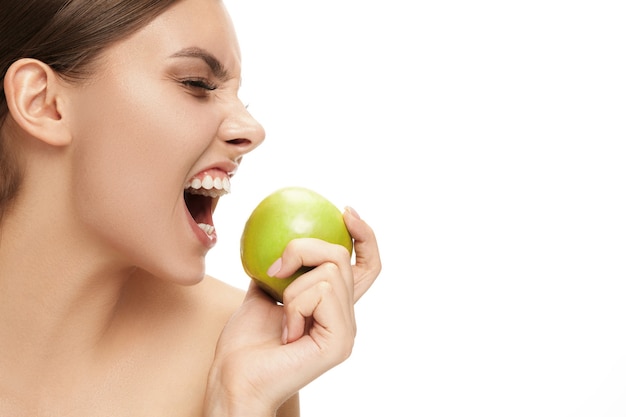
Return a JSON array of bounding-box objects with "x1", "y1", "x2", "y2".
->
[{"x1": 185, "y1": 174, "x2": 231, "y2": 198}]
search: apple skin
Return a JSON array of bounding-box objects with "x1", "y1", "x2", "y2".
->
[{"x1": 240, "y1": 186, "x2": 353, "y2": 303}]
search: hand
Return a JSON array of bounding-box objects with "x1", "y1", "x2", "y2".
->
[{"x1": 204, "y1": 207, "x2": 381, "y2": 416}]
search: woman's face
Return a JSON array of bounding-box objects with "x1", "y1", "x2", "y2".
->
[{"x1": 64, "y1": 0, "x2": 265, "y2": 283}]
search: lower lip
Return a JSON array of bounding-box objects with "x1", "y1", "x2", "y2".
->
[{"x1": 186, "y1": 209, "x2": 217, "y2": 250}]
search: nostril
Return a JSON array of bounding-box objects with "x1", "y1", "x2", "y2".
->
[{"x1": 226, "y1": 138, "x2": 251, "y2": 146}]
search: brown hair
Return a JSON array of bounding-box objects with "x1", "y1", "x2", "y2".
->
[{"x1": 0, "y1": 0, "x2": 180, "y2": 218}]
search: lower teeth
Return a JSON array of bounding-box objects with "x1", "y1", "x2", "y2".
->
[{"x1": 198, "y1": 223, "x2": 215, "y2": 235}]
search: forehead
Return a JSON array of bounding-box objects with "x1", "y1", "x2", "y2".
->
[{"x1": 104, "y1": 0, "x2": 241, "y2": 76}]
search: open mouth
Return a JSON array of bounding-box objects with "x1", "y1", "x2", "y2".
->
[{"x1": 184, "y1": 172, "x2": 231, "y2": 238}]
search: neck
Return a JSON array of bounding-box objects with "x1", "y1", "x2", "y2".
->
[{"x1": 0, "y1": 199, "x2": 134, "y2": 390}]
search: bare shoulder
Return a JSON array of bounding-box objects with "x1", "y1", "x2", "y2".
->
[
  {"x1": 195, "y1": 274, "x2": 246, "y2": 321},
  {"x1": 117, "y1": 275, "x2": 248, "y2": 416},
  {"x1": 115, "y1": 271, "x2": 248, "y2": 357},
  {"x1": 123, "y1": 270, "x2": 246, "y2": 329}
]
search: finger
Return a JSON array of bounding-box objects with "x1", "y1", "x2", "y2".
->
[
  {"x1": 283, "y1": 259, "x2": 352, "y2": 310},
  {"x1": 282, "y1": 277, "x2": 355, "y2": 347},
  {"x1": 282, "y1": 260, "x2": 355, "y2": 337},
  {"x1": 343, "y1": 207, "x2": 382, "y2": 302},
  {"x1": 270, "y1": 238, "x2": 353, "y2": 279},
  {"x1": 277, "y1": 240, "x2": 355, "y2": 343},
  {"x1": 271, "y1": 237, "x2": 354, "y2": 300}
]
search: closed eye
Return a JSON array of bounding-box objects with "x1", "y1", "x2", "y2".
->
[{"x1": 182, "y1": 78, "x2": 218, "y2": 91}]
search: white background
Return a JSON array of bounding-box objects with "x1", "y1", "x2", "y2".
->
[{"x1": 208, "y1": 1, "x2": 626, "y2": 416}]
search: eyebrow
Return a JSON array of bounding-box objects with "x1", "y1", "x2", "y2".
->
[{"x1": 169, "y1": 47, "x2": 230, "y2": 81}]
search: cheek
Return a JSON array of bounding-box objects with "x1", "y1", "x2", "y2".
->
[
  {"x1": 69, "y1": 73, "x2": 213, "y2": 192},
  {"x1": 71, "y1": 98, "x2": 176, "y2": 206},
  {"x1": 65, "y1": 79, "x2": 206, "y2": 251}
]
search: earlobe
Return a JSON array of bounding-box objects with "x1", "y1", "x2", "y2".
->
[{"x1": 3, "y1": 58, "x2": 71, "y2": 147}]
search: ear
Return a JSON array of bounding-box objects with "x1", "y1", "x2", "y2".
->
[{"x1": 3, "y1": 58, "x2": 71, "y2": 147}]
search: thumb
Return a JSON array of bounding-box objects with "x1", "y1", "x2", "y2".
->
[{"x1": 343, "y1": 206, "x2": 382, "y2": 302}]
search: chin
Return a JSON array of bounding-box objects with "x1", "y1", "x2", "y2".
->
[
  {"x1": 142, "y1": 258, "x2": 207, "y2": 287},
  {"x1": 174, "y1": 264, "x2": 207, "y2": 286}
]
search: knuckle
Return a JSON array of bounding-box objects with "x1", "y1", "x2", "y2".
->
[
  {"x1": 281, "y1": 238, "x2": 300, "y2": 257},
  {"x1": 317, "y1": 279, "x2": 333, "y2": 295},
  {"x1": 333, "y1": 243, "x2": 352, "y2": 262},
  {"x1": 281, "y1": 286, "x2": 296, "y2": 305},
  {"x1": 320, "y1": 262, "x2": 339, "y2": 276}
]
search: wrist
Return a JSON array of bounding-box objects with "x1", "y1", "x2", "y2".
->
[{"x1": 204, "y1": 362, "x2": 276, "y2": 417}]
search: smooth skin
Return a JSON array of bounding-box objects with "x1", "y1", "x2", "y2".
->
[{"x1": 0, "y1": 0, "x2": 382, "y2": 416}]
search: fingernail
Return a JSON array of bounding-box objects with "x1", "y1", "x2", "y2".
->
[
  {"x1": 345, "y1": 206, "x2": 361, "y2": 220},
  {"x1": 267, "y1": 257, "x2": 282, "y2": 277}
]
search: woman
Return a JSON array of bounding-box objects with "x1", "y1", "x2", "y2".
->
[{"x1": 0, "y1": 0, "x2": 381, "y2": 415}]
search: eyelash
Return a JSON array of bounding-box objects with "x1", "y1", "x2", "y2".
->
[{"x1": 181, "y1": 78, "x2": 218, "y2": 92}]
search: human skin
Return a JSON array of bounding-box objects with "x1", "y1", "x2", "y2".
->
[
  {"x1": 0, "y1": 0, "x2": 382, "y2": 415},
  {"x1": 53, "y1": 0, "x2": 264, "y2": 285}
]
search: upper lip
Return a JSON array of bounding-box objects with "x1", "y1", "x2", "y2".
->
[{"x1": 186, "y1": 160, "x2": 240, "y2": 184}]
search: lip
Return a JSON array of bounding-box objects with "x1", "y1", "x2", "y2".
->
[
  {"x1": 187, "y1": 160, "x2": 239, "y2": 183},
  {"x1": 185, "y1": 203, "x2": 216, "y2": 250}
]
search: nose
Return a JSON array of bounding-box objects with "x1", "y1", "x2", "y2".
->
[{"x1": 217, "y1": 100, "x2": 265, "y2": 159}]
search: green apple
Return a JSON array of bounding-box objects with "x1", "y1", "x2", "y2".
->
[{"x1": 240, "y1": 186, "x2": 353, "y2": 303}]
